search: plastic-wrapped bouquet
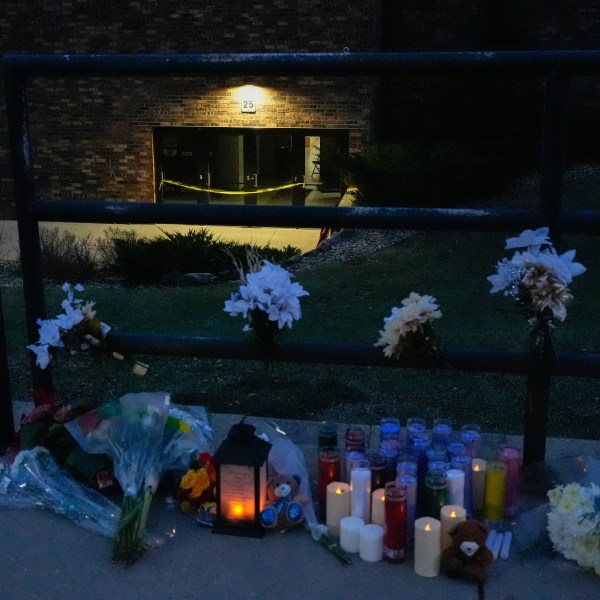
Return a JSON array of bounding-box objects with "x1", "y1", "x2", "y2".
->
[
  {"x1": 547, "y1": 482, "x2": 600, "y2": 576},
  {"x1": 375, "y1": 292, "x2": 442, "y2": 359},
  {"x1": 27, "y1": 282, "x2": 110, "y2": 369},
  {"x1": 487, "y1": 227, "x2": 586, "y2": 327},
  {"x1": 224, "y1": 253, "x2": 309, "y2": 346},
  {"x1": 0, "y1": 447, "x2": 120, "y2": 537},
  {"x1": 65, "y1": 393, "x2": 213, "y2": 563}
]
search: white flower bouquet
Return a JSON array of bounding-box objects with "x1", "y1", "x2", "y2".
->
[
  {"x1": 487, "y1": 227, "x2": 586, "y2": 326},
  {"x1": 547, "y1": 482, "x2": 600, "y2": 576},
  {"x1": 27, "y1": 282, "x2": 111, "y2": 369},
  {"x1": 0, "y1": 447, "x2": 120, "y2": 538},
  {"x1": 375, "y1": 292, "x2": 442, "y2": 359},
  {"x1": 224, "y1": 258, "x2": 309, "y2": 346}
]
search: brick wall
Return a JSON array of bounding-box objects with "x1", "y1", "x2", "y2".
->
[{"x1": 2, "y1": 1, "x2": 600, "y2": 218}]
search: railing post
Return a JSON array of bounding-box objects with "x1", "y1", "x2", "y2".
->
[
  {"x1": 5, "y1": 71, "x2": 53, "y2": 394},
  {"x1": 0, "y1": 288, "x2": 15, "y2": 452},
  {"x1": 523, "y1": 69, "x2": 570, "y2": 466}
]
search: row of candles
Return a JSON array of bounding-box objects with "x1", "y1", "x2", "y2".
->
[{"x1": 317, "y1": 417, "x2": 520, "y2": 570}]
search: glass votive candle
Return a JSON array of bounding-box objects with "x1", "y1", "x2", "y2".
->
[
  {"x1": 427, "y1": 444, "x2": 448, "y2": 463},
  {"x1": 484, "y1": 460, "x2": 507, "y2": 523},
  {"x1": 318, "y1": 446, "x2": 341, "y2": 520},
  {"x1": 396, "y1": 459, "x2": 418, "y2": 478},
  {"x1": 344, "y1": 450, "x2": 365, "y2": 483},
  {"x1": 406, "y1": 417, "x2": 427, "y2": 443},
  {"x1": 380, "y1": 417, "x2": 401, "y2": 443},
  {"x1": 345, "y1": 426, "x2": 366, "y2": 453},
  {"x1": 447, "y1": 441, "x2": 467, "y2": 460},
  {"x1": 425, "y1": 469, "x2": 447, "y2": 519},
  {"x1": 318, "y1": 422, "x2": 338, "y2": 448},
  {"x1": 383, "y1": 481, "x2": 407, "y2": 563},
  {"x1": 450, "y1": 454, "x2": 473, "y2": 516},
  {"x1": 460, "y1": 424, "x2": 482, "y2": 458},
  {"x1": 379, "y1": 440, "x2": 400, "y2": 484},
  {"x1": 498, "y1": 445, "x2": 521, "y2": 517},
  {"x1": 369, "y1": 452, "x2": 387, "y2": 490},
  {"x1": 432, "y1": 418, "x2": 453, "y2": 446},
  {"x1": 397, "y1": 473, "x2": 417, "y2": 548},
  {"x1": 428, "y1": 460, "x2": 448, "y2": 472},
  {"x1": 350, "y1": 459, "x2": 372, "y2": 523}
]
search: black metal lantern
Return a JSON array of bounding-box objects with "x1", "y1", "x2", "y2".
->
[{"x1": 213, "y1": 422, "x2": 272, "y2": 537}]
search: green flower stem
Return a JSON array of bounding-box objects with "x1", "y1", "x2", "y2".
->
[{"x1": 112, "y1": 486, "x2": 154, "y2": 564}]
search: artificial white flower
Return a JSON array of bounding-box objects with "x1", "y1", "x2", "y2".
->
[
  {"x1": 36, "y1": 318, "x2": 63, "y2": 347},
  {"x1": 505, "y1": 227, "x2": 550, "y2": 250},
  {"x1": 26, "y1": 343, "x2": 52, "y2": 369}
]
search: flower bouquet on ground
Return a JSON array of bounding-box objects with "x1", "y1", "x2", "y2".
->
[
  {"x1": 547, "y1": 481, "x2": 600, "y2": 575},
  {"x1": 224, "y1": 250, "x2": 309, "y2": 351},
  {"x1": 375, "y1": 292, "x2": 442, "y2": 363},
  {"x1": 177, "y1": 451, "x2": 217, "y2": 525},
  {"x1": 27, "y1": 282, "x2": 111, "y2": 370},
  {"x1": 66, "y1": 394, "x2": 213, "y2": 563},
  {"x1": 0, "y1": 447, "x2": 120, "y2": 538}
]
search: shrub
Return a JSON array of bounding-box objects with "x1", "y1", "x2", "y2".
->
[
  {"x1": 106, "y1": 227, "x2": 300, "y2": 285},
  {"x1": 339, "y1": 143, "x2": 495, "y2": 208},
  {"x1": 39, "y1": 227, "x2": 99, "y2": 282}
]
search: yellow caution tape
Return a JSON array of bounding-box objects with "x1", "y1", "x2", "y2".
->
[{"x1": 160, "y1": 178, "x2": 304, "y2": 196}]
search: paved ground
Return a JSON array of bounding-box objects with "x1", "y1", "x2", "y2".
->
[
  {"x1": 1, "y1": 413, "x2": 599, "y2": 600},
  {"x1": 0, "y1": 220, "x2": 322, "y2": 262}
]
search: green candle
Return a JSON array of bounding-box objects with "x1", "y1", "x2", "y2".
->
[
  {"x1": 425, "y1": 469, "x2": 447, "y2": 519},
  {"x1": 483, "y1": 461, "x2": 507, "y2": 522}
]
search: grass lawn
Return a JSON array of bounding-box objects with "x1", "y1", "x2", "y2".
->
[{"x1": 2, "y1": 170, "x2": 600, "y2": 440}]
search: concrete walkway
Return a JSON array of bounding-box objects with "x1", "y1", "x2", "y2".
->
[
  {"x1": 1, "y1": 413, "x2": 599, "y2": 600},
  {"x1": 0, "y1": 220, "x2": 322, "y2": 262}
]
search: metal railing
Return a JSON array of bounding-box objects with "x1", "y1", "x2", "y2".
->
[{"x1": 3, "y1": 51, "x2": 600, "y2": 464}]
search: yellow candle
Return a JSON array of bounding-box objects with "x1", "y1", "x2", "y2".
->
[
  {"x1": 414, "y1": 517, "x2": 441, "y2": 577},
  {"x1": 326, "y1": 481, "x2": 350, "y2": 536},
  {"x1": 472, "y1": 459, "x2": 487, "y2": 511},
  {"x1": 371, "y1": 488, "x2": 385, "y2": 526},
  {"x1": 440, "y1": 505, "x2": 467, "y2": 550},
  {"x1": 484, "y1": 461, "x2": 507, "y2": 522}
]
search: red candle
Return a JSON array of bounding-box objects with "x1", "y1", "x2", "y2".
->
[
  {"x1": 498, "y1": 445, "x2": 521, "y2": 517},
  {"x1": 383, "y1": 481, "x2": 407, "y2": 563},
  {"x1": 318, "y1": 446, "x2": 341, "y2": 520}
]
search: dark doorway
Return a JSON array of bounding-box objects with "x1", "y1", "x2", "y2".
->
[{"x1": 154, "y1": 127, "x2": 349, "y2": 206}]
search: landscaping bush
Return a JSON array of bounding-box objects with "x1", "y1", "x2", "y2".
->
[
  {"x1": 106, "y1": 227, "x2": 300, "y2": 285},
  {"x1": 339, "y1": 143, "x2": 496, "y2": 208},
  {"x1": 39, "y1": 227, "x2": 99, "y2": 282}
]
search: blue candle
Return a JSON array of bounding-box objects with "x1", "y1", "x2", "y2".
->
[
  {"x1": 460, "y1": 425, "x2": 482, "y2": 458},
  {"x1": 379, "y1": 441, "x2": 400, "y2": 484},
  {"x1": 432, "y1": 418, "x2": 453, "y2": 446},
  {"x1": 380, "y1": 417, "x2": 401, "y2": 443}
]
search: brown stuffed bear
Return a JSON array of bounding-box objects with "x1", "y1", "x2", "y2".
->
[
  {"x1": 260, "y1": 474, "x2": 308, "y2": 531},
  {"x1": 441, "y1": 520, "x2": 494, "y2": 600}
]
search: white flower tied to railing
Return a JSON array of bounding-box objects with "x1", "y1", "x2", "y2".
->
[
  {"x1": 27, "y1": 282, "x2": 111, "y2": 369},
  {"x1": 375, "y1": 292, "x2": 442, "y2": 360},
  {"x1": 223, "y1": 249, "x2": 309, "y2": 346},
  {"x1": 487, "y1": 227, "x2": 586, "y2": 327}
]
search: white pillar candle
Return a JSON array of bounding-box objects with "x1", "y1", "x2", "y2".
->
[
  {"x1": 351, "y1": 464, "x2": 371, "y2": 523},
  {"x1": 359, "y1": 524, "x2": 384, "y2": 562},
  {"x1": 445, "y1": 468, "x2": 465, "y2": 507},
  {"x1": 414, "y1": 517, "x2": 441, "y2": 577},
  {"x1": 486, "y1": 528, "x2": 497, "y2": 551},
  {"x1": 326, "y1": 482, "x2": 350, "y2": 537},
  {"x1": 472, "y1": 459, "x2": 487, "y2": 511},
  {"x1": 439, "y1": 505, "x2": 467, "y2": 550},
  {"x1": 491, "y1": 532, "x2": 503, "y2": 560},
  {"x1": 339, "y1": 516, "x2": 364, "y2": 553},
  {"x1": 371, "y1": 488, "x2": 385, "y2": 526}
]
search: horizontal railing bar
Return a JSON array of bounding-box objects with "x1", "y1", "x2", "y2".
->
[
  {"x1": 107, "y1": 332, "x2": 600, "y2": 377},
  {"x1": 33, "y1": 200, "x2": 549, "y2": 232},
  {"x1": 5, "y1": 51, "x2": 600, "y2": 78}
]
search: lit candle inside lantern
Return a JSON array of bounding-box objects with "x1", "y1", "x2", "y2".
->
[
  {"x1": 484, "y1": 461, "x2": 507, "y2": 523},
  {"x1": 472, "y1": 458, "x2": 487, "y2": 512},
  {"x1": 371, "y1": 488, "x2": 385, "y2": 526},
  {"x1": 414, "y1": 517, "x2": 441, "y2": 577},
  {"x1": 359, "y1": 524, "x2": 384, "y2": 562},
  {"x1": 339, "y1": 515, "x2": 364, "y2": 553},
  {"x1": 351, "y1": 460, "x2": 372, "y2": 523},
  {"x1": 326, "y1": 482, "x2": 350, "y2": 537},
  {"x1": 440, "y1": 505, "x2": 467, "y2": 550}
]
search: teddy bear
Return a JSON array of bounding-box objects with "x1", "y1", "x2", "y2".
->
[
  {"x1": 260, "y1": 474, "x2": 308, "y2": 531},
  {"x1": 441, "y1": 519, "x2": 494, "y2": 600}
]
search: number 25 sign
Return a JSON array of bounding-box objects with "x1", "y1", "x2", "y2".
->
[{"x1": 241, "y1": 98, "x2": 256, "y2": 113}]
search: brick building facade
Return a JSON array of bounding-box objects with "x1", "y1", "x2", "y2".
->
[{"x1": 1, "y1": 1, "x2": 599, "y2": 218}]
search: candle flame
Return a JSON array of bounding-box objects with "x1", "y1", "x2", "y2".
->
[
  {"x1": 450, "y1": 511, "x2": 456, "y2": 518},
  {"x1": 336, "y1": 487, "x2": 343, "y2": 494},
  {"x1": 425, "y1": 524, "x2": 431, "y2": 532},
  {"x1": 473, "y1": 464, "x2": 480, "y2": 472},
  {"x1": 232, "y1": 504, "x2": 245, "y2": 517}
]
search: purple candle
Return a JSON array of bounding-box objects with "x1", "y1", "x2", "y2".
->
[
  {"x1": 498, "y1": 445, "x2": 521, "y2": 517},
  {"x1": 460, "y1": 424, "x2": 482, "y2": 458}
]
